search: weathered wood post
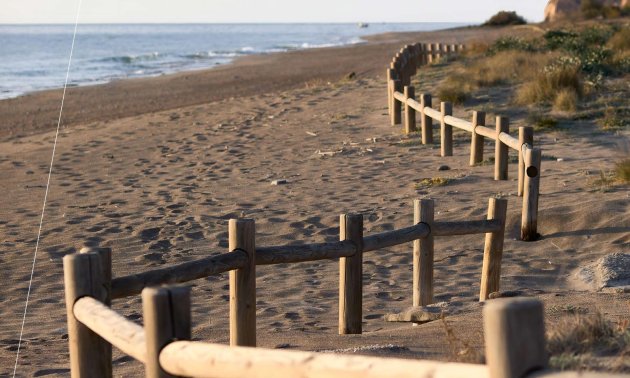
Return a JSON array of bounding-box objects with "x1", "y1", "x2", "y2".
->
[
  {"x1": 63, "y1": 251, "x2": 111, "y2": 378},
  {"x1": 440, "y1": 101, "x2": 453, "y2": 157},
  {"x1": 414, "y1": 199, "x2": 435, "y2": 308},
  {"x1": 479, "y1": 198, "x2": 508, "y2": 301},
  {"x1": 470, "y1": 111, "x2": 486, "y2": 166},
  {"x1": 387, "y1": 68, "x2": 396, "y2": 117},
  {"x1": 435, "y1": 43, "x2": 442, "y2": 62},
  {"x1": 521, "y1": 148, "x2": 542, "y2": 241},
  {"x1": 421, "y1": 43, "x2": 428, "y2": 65},
  {"x1": 420, "y1": 93, "x2": 433, "y2": 145},
  {"x1": 495, "y1": 116, "x2": 509, "y2": 180},
  {"x1": 229, "y1": 218, "x2": 256, "y2": 346},
  {"x1": 339, "y1": 213, "x2": 363, "y2": 335},
  {"x1": 518, "y1": 127, "x2": 534, "y2": 197},
  {"x1": 142, "y1": 286, "x2": 191, "y2": 378},
  {"x1": 414, "y1": 43, "x2": 423, "y2": 68},
  {"x1": 426, "y1": 43, "x2": 433, "y2": 64},
  {"x1": 484, "y1": 298, "x2": 547, "y2": 378},
  {"x1": 404, "y1": 86, "x2": 416, "y2": 134},
  {"x1": 391, "y1": 80, "x2": 403, "y2": 126},
  {"x1": 79, "y1": 247, "x2": 112, "y2": 306}
]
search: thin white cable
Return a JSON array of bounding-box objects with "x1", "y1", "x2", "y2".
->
[{"x1": 12, "y1": 0, "x2": 83, "y2": 376}]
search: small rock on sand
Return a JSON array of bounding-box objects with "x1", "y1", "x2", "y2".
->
[
  {"x1": 383, "y1": 304, "x2": 446, "y2": 323},
  {"x1": 438, "y1": 165, "x2": 450, "y2": 171},
  {"x1": 271, "y1": 179, "x2": 288, "y2": 185},
  {"x1": 573, "y1": 252, "x2": 630, "y2": 291}
]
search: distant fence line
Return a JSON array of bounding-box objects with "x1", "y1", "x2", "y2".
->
[{"x1": 386, "y1": 42, "x2": 542, "y2": 241}]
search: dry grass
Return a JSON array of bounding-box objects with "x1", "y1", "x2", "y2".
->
[
  {"x1": 547, "y1": 312, "x2": 630, "y2": 371},
  {"x1": 437, "y1": 51, "x2": 558, "y2": 105},
  {"x1": 554, "y1": 88, "x2": 579, "y2": 112},
  {"x1": 607, "y1": 27, "x2": 630, "y2": 51},
  {"x1": 440, "y1": 315, "x2": 484, "y2": 363},
  {"x1": 517, "y1": 64, "x2": 583, "y2": 106}
]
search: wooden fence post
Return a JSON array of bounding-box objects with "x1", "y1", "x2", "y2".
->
[
  {"x1": 391, "y1": 80, "x2": 402, "y2": 126},
  {"x1": 142, "y1": 286, "x2": 191, "y2": 378},
  {"x1": 387, "y1": 68, "x2": 396, "y2": 117},
  {"x1": 479, "y1": 198, "x2": 508, "y2": 301},
  {"x1": 421, "y1": 43, "x2": 428, "y2": 65},
  {"x1": 420, "y1": 93, "x2": 433, "y2": 145},
  {"x1": 414, "y1": 199, "x2": 435, "y2": 309},
  {"x1": 79, "y1": 247, "x2": 112, "y2": 306},
  {"x1": 495, "y1": 116, "x2": 509, "y2": 181},
  {"x1": 518, "y1": 127, "x2": 534, "y2": 197},
  {"x1": 521, "y1": 148, "x2": 542, "y2": 241},
  {"x1": 435, "y1": 43, "x2": 442, "y2": 62},
  {"x1": 404, "y1": 86, "x2": 416, "y2": 134},
  {"x1": 426, "y1": 43, "x2": 433, "y2": 64},
  {"x1": 470, "y1": 111, "x2": 486, "y2": 166},
  {"x1": 339, "y1": 213, "x2": 363, "y2": 335},
  {"x1": 440, "y1": 102, "x2": 453, "y2": 157},
  {"x1": 229, "y1": 218, "x2": 256, "y2": 346},
  {"x1": 484, "y1": 298, "x2": 547, "y2": 378},
  {"x1": 414, "y1": 43, "x2": 423, "y2": 68},
  {"x1": 63, "y1": 252, "x2": 111, "y2": 378}
]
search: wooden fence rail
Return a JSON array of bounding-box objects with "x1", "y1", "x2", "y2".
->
[
  {"x1": 386, "y1": 42, "x2": 542, "y2": 241},
  {"x1": 63, "y1": 261, "x2": 628, "y2": 378},
  {"x1": 110, "y1": 199, "x2": 504, "y2": 301}
]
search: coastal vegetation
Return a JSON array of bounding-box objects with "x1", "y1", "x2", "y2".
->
[
  {"x1": 432, "y1": 21, "x2": 630, "y2": 190},
  {"x1": 482, "y1": 11, "x2": 527, "y2": 27}
]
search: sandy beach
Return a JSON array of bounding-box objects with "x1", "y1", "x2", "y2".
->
[{"x1": 1, "y1": 24, "x2": 629, "y2": 376}]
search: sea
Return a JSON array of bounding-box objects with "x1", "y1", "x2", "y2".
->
[{"x1": 0, "y1": 23, "x2": 466, "y2": 100}]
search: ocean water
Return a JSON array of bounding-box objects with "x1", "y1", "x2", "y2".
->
[{"x1": 0, "y1": 23, "x2": 466, "y2": 99}]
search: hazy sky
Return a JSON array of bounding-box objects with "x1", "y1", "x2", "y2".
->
[{"x1": 1, "y1": 0, "x2": 550, "y2": 24}]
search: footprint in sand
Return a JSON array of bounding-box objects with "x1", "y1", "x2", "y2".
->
[{"x1": 139, "y1": 227, "x2": 161, "y2": 242}]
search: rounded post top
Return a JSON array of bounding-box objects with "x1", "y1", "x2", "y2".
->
[{"x1": 483, "y1": 297, "x2": 543, "y2": 316}]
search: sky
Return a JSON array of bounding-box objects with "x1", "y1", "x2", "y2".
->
[{"x1": 1, "y1": 0, "x2": 550, "y2": 24}]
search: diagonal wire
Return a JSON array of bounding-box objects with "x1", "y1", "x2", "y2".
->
[{"x1": 12, "y1": 0, "x2": 83, "y2": 376}]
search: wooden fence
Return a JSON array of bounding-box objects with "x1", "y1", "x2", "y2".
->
[
  {"x1": 63, "y1": 199, "x2": 628, "y2": 377},
  {"x1": 386, "y1": 42, "x2": 542, "y2": 241}
]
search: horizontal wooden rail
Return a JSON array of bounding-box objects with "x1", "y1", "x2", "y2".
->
[
  {"x1": 393, "y1": 91, "x2": 406, "y2": 103},
  {"x1": 73, "y1": 296, "x2": 146, "y2": 363},
  {"x1": 444, "y1": 115, "x2": 473, "y2": 132},
  {"x1": 363, "y1": 223, "x2": 430, "y2": 252},
  {"x1": 423, "y1": 106, "x2": 441, "y2": 121},
  {"x1": 432, "y1": 219, "x2": 502, "y2": 236},
  {"x1": 499, "y1": 132, "x2": 520, "y2": 151},
  {"x1": 256, "y1": 241, "x2": 356, "y2": 265},
  {"x1": 407, "y1": 97, "x2": 422, "y2": 112},
  {"x1": 111, "y1": 250, "x2": 248, "y2": 299},
  {"x1": 159, "y1": 340, "x2": 490, "y2": 378},
  {"x1": 475, "y1": 125, "x2": 496, "y2": 140}
]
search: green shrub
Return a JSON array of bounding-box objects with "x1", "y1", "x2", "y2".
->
[
  {"x1": 599, "y1": 107, "x2": 630, "y2": 130},
  {"x1": 488, "y1": 36, "x2": 536, "y2": 55},
  {"x1": 483, "y1": 11, "x2": 527, "y2": 27},
  {"x1": 581, "y1": 0, "x2": 604, "y2": 19},
  {"x1": 528, "y1": 114, "x2": 559, "y2": 130},
  {"x1": 437, "y1": 85, "x2": 470, "y2": 105},
  {"x1": 616, "y1": 158, "x2": 630, "y2": 182}
]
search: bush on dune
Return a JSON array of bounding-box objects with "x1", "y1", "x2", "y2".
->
[{"x1": 483, "y1": 11, "x2": 527, "y2": 27}]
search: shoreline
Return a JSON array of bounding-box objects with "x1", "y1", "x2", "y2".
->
[{"x1": 0, "y1": 25, "x2": 529, "y2": 142}]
